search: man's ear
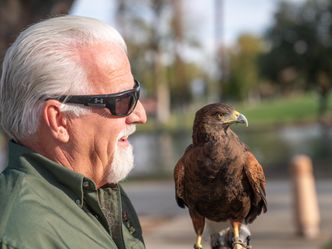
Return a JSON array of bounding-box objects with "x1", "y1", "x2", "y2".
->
[{"x1": 42, "y1": 100, "x2": 69, "y2": 143}]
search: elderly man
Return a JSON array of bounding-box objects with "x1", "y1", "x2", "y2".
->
[{"x1": 0, "y1": 15, "x2": 147, "y2": 249}]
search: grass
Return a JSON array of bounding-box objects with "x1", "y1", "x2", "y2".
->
[
  {"x1": 234, "y1": 92, "x2": 332, "y2": 128},
  {"x1": 138, "y1": 92, "x2": 332, "y2": 133}
]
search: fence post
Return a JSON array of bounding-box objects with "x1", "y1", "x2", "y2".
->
[{"x1": 290, "y1": 155, "x2": 320, "y2": 238}]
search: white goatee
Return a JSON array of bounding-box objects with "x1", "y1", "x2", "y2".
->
[{"x1": 107, "y1": 125, "x2": 136, "y2": 183}]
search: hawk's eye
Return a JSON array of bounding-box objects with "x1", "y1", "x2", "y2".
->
[{"x1": 216, "y1": 113, "x2": 224, "y2": 119}]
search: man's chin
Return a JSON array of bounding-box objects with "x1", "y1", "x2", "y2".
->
[{"x1": 107, "y1": 144, "x2": 134, "y2": 184}]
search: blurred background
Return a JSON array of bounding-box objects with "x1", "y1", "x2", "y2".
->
[{"x1": 0, "y1": 0, "x2": 331, "y2": 248}]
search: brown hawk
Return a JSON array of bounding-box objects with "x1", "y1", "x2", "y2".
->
[{"x1": 174, "y1": 103, "x2": 267, "y2": 249}]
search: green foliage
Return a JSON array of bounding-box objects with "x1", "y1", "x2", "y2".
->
[
  {"x1": 223, "y1": 34, "x2": 264, "y2": 101},
  {"x1": 261, "y1": 0, "x2": 332, "y2": 97}
]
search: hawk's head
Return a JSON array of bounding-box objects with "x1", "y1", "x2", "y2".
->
[{"x1": 193, "y1": 103, "x2": 248, "y2": 142}]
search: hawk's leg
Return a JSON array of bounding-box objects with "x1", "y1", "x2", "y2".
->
[
  {"x1": 231, "y1": 221, "x2": 246, "y2": 249},
  {"x1": 194, "y1": 235, "x2": 203, "y2": 249},
  {"x1": 189, "y1": 209, "x2": 205, "y2": 249}
]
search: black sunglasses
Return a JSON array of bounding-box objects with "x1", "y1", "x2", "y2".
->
[{"x1": 46, "y1": 80, "x2": 140, "y2": 117}]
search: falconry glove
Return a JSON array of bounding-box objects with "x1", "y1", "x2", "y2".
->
[{"x1": 210, "y1": 223, "x2": 252, "y2": 249}]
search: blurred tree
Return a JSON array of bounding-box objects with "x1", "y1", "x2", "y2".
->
[
  {"x1": 0, "y1": 0, "x2": 74, "y2": 61},
  {"x1": 169, "y1": 0, "x2": 191, "y2": 108},
  {"x1": 116, "y1": 0, "x2": 171, "y2": 123},
  {"x1": 115, "y1": 0, "x2": 204, "y2": 121},
  {"x1": 151, "y1": 0, "x2": 171, "y2": 123},
  {"x1": 116, "y1": 0, "x2": 156, "y2": 95},
  {"x1": 261, "y1": 0, "x2": 332, "y2": 116},
  {"x1": 223, "y1": 34, "x2": 264, "y2": 101}
]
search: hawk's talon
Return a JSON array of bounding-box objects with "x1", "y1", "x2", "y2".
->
[
  {"x1": 193, "y1": 244, "x2": 203, "y2": 249},
  {"x1": 232, "y1": 239, "x2": 252, "y2": 249}
]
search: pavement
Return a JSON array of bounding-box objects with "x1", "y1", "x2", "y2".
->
[{"x1": 124, "y1": 180, "x2": 332, "y2": 249}]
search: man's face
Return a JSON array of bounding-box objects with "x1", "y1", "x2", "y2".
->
[{"x1": 66, "y1": 43, "x2": 147, "y2": 187}]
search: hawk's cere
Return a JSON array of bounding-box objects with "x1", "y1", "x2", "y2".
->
[{"x1": 174, "y1": 103, "x2": 267, "y2": 249}]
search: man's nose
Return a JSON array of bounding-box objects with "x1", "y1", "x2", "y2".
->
[{"x1": 126, "y1": 100, "x2": 147, "y2": 124}]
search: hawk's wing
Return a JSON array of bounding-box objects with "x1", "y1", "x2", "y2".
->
[
  {"x1": 243, "y1": 151, "x2": 267, "y2": 223},
  {"x1": 174, "y1": 144, "x2": 194, "y2": 208}
]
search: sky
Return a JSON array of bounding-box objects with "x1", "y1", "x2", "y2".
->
[
  {"x1": 70, "y1": 0, "x2": 275, "y2": 47},
  {"x1": 70, "y1": 0, "x2": 305, "y2": 64},
  {"x1": 71, "y1": 0, "x2": 114, "y2": 23},
  {"x1": 71, "y1": 0, "x2": 305, "y2": 46}
]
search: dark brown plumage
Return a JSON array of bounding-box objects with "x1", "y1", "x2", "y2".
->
[{"x1": 174, "y1": 103, "x2": 267, "y2": 249}]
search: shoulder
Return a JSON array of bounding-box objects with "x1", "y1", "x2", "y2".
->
[
  {"x1": 0, "y1": 171, "x2": 52, "y2": 247},
  {"x1": 0, "y1": 219, "x2": 61, "y2": 249},
  {"x1": 0, "y1": 170, "x2": 72, "y2": 248},
  {"x1": 0, "y1": 241, "x2": 19, "y2": 249},
  {"x1": 0, "y1": 167, "x2": 64, "y2": 214}
]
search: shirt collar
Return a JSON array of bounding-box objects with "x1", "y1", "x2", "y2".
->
[{"x1": 6, "y1": 140, "x2": 97, "y2": 206}]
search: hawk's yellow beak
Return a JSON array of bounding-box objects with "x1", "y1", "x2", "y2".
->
[{"x1": 226, "y1": 111, "x2": 249, "y2": 127}]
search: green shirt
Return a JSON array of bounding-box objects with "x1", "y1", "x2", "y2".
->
[{"x1": 0, "y1": 141, "x2": 145, "y2": 249}]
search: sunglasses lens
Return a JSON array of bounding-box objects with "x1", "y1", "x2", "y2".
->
[{"x1": 114, "y1": 93, "x2": 137, "y2": 116}]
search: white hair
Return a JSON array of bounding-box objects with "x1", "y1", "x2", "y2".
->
[{"x1": 0, "y1": 15, "x2": 127, "y2": 141}]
